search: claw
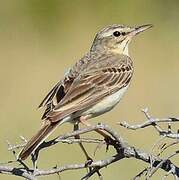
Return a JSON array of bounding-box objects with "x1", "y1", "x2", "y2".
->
[{"x1": 104, "y1": 136, "x2": 119, "y2": 152}]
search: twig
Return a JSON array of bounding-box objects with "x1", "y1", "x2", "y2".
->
[
  {"x1": 8, "y1": 138, "x2": 102, "y2": 151},
  {"x1": 0, "y1": 165, "x2": 35, "y2": 180},
  {"x1": 0, "y1": 118, "x2": 178, "y2": 179},
  {"x1": 120, "y1": 108, "x2": 179, "y2": 139}
]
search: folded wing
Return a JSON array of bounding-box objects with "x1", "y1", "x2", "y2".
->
[{"x1": 47, "y1": 63, "x2": 133, "y2": 122}]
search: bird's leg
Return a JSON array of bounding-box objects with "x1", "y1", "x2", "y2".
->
[
  {"x1": 79, "y1": 116, "x2": 114, "y2": 151},
  {"x1": 73, "y1": 122, "x2": 93, "y2": 167}
]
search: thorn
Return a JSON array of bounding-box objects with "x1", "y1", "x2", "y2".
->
[
  {"x1": 97, "y1": 170, "x2": 103, "y2": 180},
  {"x1": 20, "y1": 136, "x2": 27, "y2": 143},
  {"x1": 141, "y1": 107, "x2": 151, "y2": 120},
  {"x1": 169, "y1": 117, "x2": 179, "y2": 121},
  {"x1": 141, "y1": 107, "x2": 148, "y2": 113},
  {"x1": 53, "y1": 164, "x2": 58, "y2": 169}
]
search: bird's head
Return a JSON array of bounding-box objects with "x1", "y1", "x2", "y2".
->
[{"x1": 91, "y1": 24, "x2": 153, "y2": 55}]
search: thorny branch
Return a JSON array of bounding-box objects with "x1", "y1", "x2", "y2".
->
[
  {"x1": 0, "y1": 109, "x2": 179, "y2": 180},
  {"x1": 120, "y1": 108, "x2": 179, "y2": 139}
]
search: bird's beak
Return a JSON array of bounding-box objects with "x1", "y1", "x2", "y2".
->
[{"x1": 130, "y1": 24, "x2": 153, "y2": 36}]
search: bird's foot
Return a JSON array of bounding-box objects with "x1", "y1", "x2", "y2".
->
[{"x1": 104, "y1": 136, "x2": 118, "y2": 152}]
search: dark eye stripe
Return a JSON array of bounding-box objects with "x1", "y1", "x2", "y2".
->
[{"x1": 113, "y1": 31, "x2": 127, "y2": 37}]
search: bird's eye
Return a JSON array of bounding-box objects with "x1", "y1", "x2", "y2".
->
[{"x1": 113, "y1": 31, "x2": 121, "y2": 37}]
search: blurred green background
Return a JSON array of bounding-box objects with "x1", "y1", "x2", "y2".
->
[{"x1": 0, "y1": 0, "x2": 179, "y2": 179}]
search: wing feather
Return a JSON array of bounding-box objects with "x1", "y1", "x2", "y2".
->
[
  {"x1": 38, "y1": 81, "x2": 62, "y2": 108},
  {"x1": 47, "y1": 63, "x2": 133, "y2": 122}
]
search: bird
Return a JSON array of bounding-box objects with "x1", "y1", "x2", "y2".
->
[{"x1": 18, "y1": 24, "x2": 153, "y2": 160}]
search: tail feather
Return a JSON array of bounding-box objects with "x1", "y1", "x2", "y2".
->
[{"x1": 18, "y1": 121, "x2": 59, "y2": 160}]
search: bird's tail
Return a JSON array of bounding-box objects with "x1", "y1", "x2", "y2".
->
[{"x1": 18, "y1": 121, "x2": 59, "y2": 160}]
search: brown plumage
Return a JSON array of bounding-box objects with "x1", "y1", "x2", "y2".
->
[
  {"x1": 19, "y1": 121, "x2": 59, "y2": 160},
  {"x1": 18, "y1": 24, "x2": 152, "y2": 160}
]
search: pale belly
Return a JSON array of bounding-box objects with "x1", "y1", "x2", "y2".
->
[
  {"x1": 59, "y1": 85, "x2": 129, "y2": 124},
  {"x1": 81, "y1": 85, "x2": 129, "y2": 118}
]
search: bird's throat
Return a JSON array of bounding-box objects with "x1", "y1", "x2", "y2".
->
[
  {"x1": 111, "y1": 45, "x2": 129, "y2": 56},
  {"x1": 111, "y1": 39, "x2": 130, "y2": 56}
]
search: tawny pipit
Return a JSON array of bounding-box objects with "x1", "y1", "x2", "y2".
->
[{"x1": 19, "y1": 24, "x2": 153, "y2": 160}]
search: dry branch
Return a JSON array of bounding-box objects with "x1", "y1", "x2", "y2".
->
[{"x1": 0, "y1": 111, "x2": 179, "y2": 179}]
